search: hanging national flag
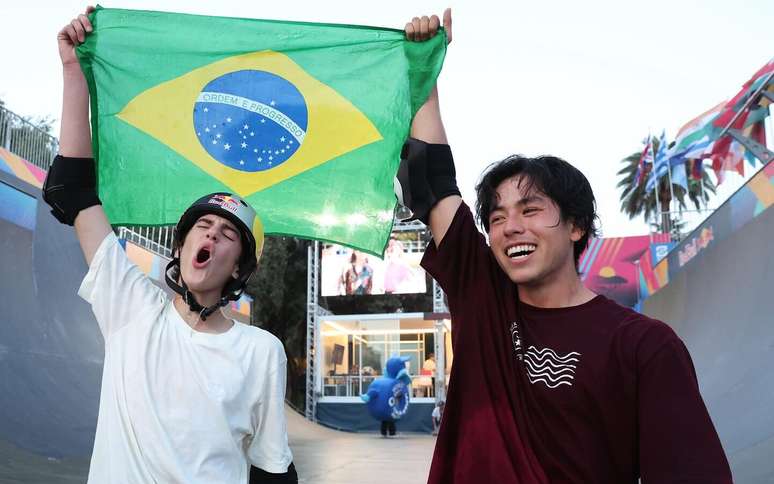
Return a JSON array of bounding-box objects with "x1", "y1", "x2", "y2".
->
[
  {"x1": 711, "y1": 139, "x2": 746, "y2": 178},
  {"x1": 710, "y1": 106, "x2": 751, "y2": 165},
  {"x1": 646, "y1": 131, "x2": 669, "y2": 192},
  {"x1": 671, "y1": 101, "x2": 725, "y2": 161},
  {"x1": 711, "y1": 120, "x2": 768, "y2": 178},
  {"x1": 670, "y1": 159, "x2": 688, "y2": 191},
  {"x1": 77, "y1": 7, "x2": 446, "y2": 255},
  {"x1": 708, "y1": 59, "x2": 773, "y2": 172},
  {"x1": 633, "y1": 134, "x2": 653, "y2": 187},
  {"x1": 712, "y1": 58, "x2": 774, "y2": 129},
  {"x1": 688, "y1": 159, "x2": 705, "y2": 181}
]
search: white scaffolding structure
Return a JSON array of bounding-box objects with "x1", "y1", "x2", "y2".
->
[
  {"x1": 305, "y1": 241, "x2": 320, "y2": 421},
  {"x1": 432, "y1": 278, "x2": 449, "y2": 403},
  {"x1": 304, "y1": 219, "x2": 448, "y2": 421}
]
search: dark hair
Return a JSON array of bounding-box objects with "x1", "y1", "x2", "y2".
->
[{"x1": 475, "y1": 155, "x2": 599, "y2": 266}]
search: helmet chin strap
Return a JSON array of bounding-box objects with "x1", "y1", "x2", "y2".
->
[{"x1": 165, "y1": 258, "x2": 231, "y2": 322}]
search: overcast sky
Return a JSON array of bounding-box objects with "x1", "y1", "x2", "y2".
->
[{"x1": 2, "y1": 0, "x2": 772, "y2": 237}]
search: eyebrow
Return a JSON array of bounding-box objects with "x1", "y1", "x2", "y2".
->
[
  {"x1": 517, "y1": 195, "x2": 545, "y2": 206},
  {"x1": 198, "y1": 216, "x2": 238, "y2": 234},
  {"x1": 491, "y1": 194, "x2": 545, "y2": 214}
]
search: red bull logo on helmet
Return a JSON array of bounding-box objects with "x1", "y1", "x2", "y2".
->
[{"x1": 208, "y1": 194, "x2": 241, "y2": 215}]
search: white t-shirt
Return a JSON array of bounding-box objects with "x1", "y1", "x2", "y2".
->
[
  {"x1": 431, "y1": 406, "x2": 442, "y2": 420},
  {"x1": 79, "y1": 233, "x2": 292, "y2": 483}
]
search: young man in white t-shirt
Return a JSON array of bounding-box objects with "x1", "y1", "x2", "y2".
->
[{"x1": 43, "y1": 8, "x2": 296, "y2": 483}]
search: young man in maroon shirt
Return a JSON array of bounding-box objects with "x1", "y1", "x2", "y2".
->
[{"x1": 401, "y1": 11, "x2": 732, "y2": 484}]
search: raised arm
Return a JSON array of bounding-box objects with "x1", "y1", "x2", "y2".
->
[
  {"x1": 403, "y1": 10, "x2": 462, "y2": 247},
  {"x1": 46, "y1": 6, "x2": 112, "y2": 265}
]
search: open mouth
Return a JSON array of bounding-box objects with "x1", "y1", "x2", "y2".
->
[
  {"x1": 506, "y1": 244, "x2": 537, "y2": 260},
  {"x1": 193, "y1": 247, "x2": 212, "y2": 268}
]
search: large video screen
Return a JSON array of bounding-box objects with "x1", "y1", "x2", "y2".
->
[{"x1": 321, "y1": 238, "x2": 427, "y2": 296}]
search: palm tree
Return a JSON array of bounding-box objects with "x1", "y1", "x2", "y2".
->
[{"x1": 616, "y1": 139, "x2": 716, "y2": 237}]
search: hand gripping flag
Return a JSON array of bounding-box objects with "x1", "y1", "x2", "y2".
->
[{"x1": 77, "y1": 7, "x2": 446, "y2": 255}]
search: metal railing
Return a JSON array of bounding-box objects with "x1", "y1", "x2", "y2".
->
[
  {"x1": 0, "y1": 105, "x2": 58, "y2": 171},
  {"x1": 117, "y1": 226, "x2": 175, "y2": 259}
]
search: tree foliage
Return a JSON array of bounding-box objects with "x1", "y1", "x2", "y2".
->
[{"x1": 245, "y1": 236, "x2": 310, "y2": 410}]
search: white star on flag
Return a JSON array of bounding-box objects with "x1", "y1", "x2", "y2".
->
[{"x1": 224, "y1": 143, "x2": 231, "y2": 150}]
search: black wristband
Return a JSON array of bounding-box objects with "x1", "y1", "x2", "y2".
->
[
  {"x1": 42, "y1": 155, "x2": 102, "y2": 226},
  {"x1": 394, "y1": 138, "x2": 459, "y2": 224}
]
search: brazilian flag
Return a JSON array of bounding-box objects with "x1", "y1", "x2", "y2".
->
[{"x1": 77, "y1": 6, "x2": 446, "y2": 255}]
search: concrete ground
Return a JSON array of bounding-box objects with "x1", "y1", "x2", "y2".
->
[{"x1": 286, "y1": 406, "x2": 436, "y2": 484}]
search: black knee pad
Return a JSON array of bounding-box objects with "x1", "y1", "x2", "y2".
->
[
  {"x1": 42, "y1": 155, "x2": 102, "y2": 225},
  {"x1": 394, "y1": 138, "x2": 460, "y2": 224}
]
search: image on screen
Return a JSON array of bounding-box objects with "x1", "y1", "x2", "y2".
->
[{"x1": 320, "y1": 238, "x2": 427, "y2": 296}]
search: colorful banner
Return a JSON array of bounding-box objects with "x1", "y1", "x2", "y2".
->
[{"x1": 579, "y1": 235, "x2": 653, "y2": 308}]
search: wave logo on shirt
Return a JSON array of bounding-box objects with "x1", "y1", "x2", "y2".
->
[
  {"x1": 511, "y1": 321, "x2": 582, "y2": 388},
  {"x1": 524, "y1": 346, "x2": 581, "y2": 389}
]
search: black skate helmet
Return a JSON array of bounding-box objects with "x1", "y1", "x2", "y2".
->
[{"x1": 165, "y1": 192, "x2": 264, "y2": 320}]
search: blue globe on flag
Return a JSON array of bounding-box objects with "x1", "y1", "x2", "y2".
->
[{"x1": 193, "y1": 70, "x2": 308, "y2": 172}]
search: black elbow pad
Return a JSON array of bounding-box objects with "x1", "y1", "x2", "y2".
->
[
  {"x1": 42, "y1": 155, "x2": 102, "y2": 226},
  {"x1": 250, "y1": 462, "x2": 298, "y2": 484},
  {"x1": 394, "y1": 138, "x2": 460, "y2": 224}
]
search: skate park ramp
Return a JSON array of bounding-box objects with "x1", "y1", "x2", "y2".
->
[
  {"x1": 642, "y1": 165, "x2": 774, "y2": 483},
  {"x1": 0, "y1": 168, "x2": 101, "y2": 483}
]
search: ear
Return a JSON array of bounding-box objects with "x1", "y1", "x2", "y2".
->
[
  {"x1": 569, "y1": 220, "x2": 584, "y2": 243},
  {"x1": 232, "y1": 264, "x2": 239, "y2": 279}
]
